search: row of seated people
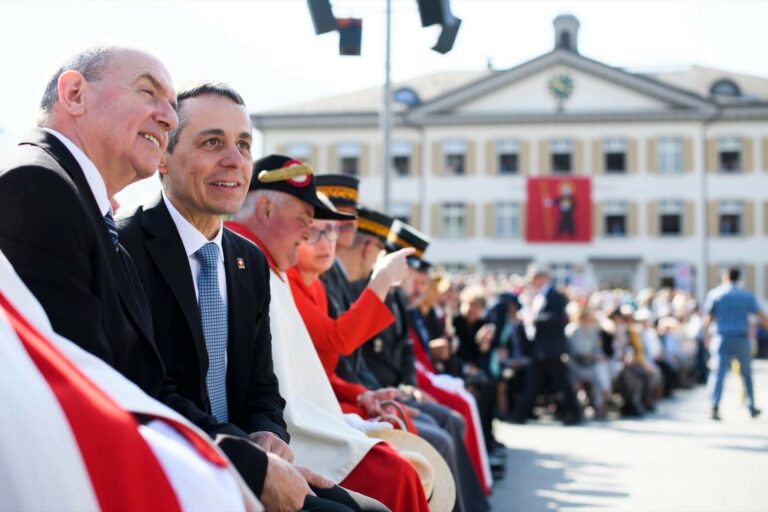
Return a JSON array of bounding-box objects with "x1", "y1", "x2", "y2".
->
[
  {"x1": 0, "y1": 46, "x2": 490, "y2": 512},
  {"x1": 406, "y1": 271, "x2": 708, "y2": 426}
]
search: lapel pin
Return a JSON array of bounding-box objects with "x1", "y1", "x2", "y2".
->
[{"x1": 236, "y1": 257, "x2": 246, "y2": 270}]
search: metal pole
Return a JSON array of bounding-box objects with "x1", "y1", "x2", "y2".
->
[{"x1": 381, "y1": 0, "x2": 392, "y2": 214}]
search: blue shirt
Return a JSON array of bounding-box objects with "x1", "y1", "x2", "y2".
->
[{"x1": 703, "y1": 284, "x2": 759, "y2": 338}]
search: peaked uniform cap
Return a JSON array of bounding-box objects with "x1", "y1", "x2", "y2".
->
[
  {"x1": 386, "y1": 219, "x2": 432, "y2": 270},
  {"x1": 315, "y1": 174, "x2": 360, "y2": 209},
  {"x1": 356, "y1": 206, "x2": 394, "y2": 243},
  {"x1": 250, "y1": 155, "x2": 354, "y2": 221}
]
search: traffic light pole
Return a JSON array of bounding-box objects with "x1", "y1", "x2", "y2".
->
[{"x1": 381, "y1": 0, "x2": 393, "y2": 215}]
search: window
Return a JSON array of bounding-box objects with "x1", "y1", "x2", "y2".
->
[
  {"x1": 718, "y1": 200, "x2": 743, "y2": 236},
  {"x1": 604, "y1": 138, "x2": 627, "y2": 174},
  {"x1": 442, "y1": 140, "x2": 466, "y2": 175},
  {"x1": 658, "y1": 263, "x2": 695, "y2": 292},
  {"x1": 603, "y1": 201, "x2": 628, "y2": 237},
  {"x1": 337, "y1": 143, "x2": 361, "y2": 176},
  {"x1": 657, "y1": 137, "x2": 683, "y2": 174},
  {"x1": 442, "y1": 202, "x2": 466, "y2": 238},
  {"x1": 285, "y1": 143, "x2": 311, "y2": 163},
  {"x1": 494, "y1": 202, "x2": 520, "y2": 238},
  {"x1": 390, "y1": 202, "x2": 413, "y2": 226},
  {"x1": 710, "y1": 79, "x2": 741, "y2": 98},
  {"x1": 717, "y1": 137, "x2": 741, "y2": 172},
  {"x1": 392, "y1": 142, "x2": 412, "y2": 176},
  {"x1": 659, "y1": 200, "x2": 684, "y2": 236},
  {"x1": 550, "y1": 263, "x2": 573, "y2": 287},
  {"x1": 496, "y1": 140, "x2": 519, "y2": 175},
  {"x1": 550, "y1": 139, "x2": 572, "y2": 174}
]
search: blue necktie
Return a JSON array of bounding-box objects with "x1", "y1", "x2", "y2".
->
[
  {"x1": 195, "y1": 242, "x2": 229, "y2": 423},
  {"x1": 104, "y1": 212, "x2": 119, "y2": 251}
]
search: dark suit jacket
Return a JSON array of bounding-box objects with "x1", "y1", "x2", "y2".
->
[
  {"x1": 118, "y1": 196, "x2": 288, "y2": 441},
  {"x1": 532, "y1": 285, "x2": 570, "y2": 361},
  {"x1": 0, "y1": 130, "x2": 269, "y2": 495},
  {"x1": 361, "y1": 287, "x2": 417, "y2": 388}
]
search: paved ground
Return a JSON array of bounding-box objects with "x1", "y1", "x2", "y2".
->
[{"x1": 488, "y1": 360, "x2": 768, "y2": 512}]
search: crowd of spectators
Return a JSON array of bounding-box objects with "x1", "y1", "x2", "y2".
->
[{"x1": 413, "y1": 268, "x2": 767, "y2": 427}]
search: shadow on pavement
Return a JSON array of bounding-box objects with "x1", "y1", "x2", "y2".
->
[{"x1": 489, "y1": 448, "x2": 628, "y2": 511}]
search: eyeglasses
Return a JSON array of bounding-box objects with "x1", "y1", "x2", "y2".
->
[{"x1": 306, "y1": 224, "x2": 340, "y2": 245}]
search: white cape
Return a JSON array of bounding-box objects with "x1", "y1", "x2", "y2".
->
[
  {"x1": 268, "y1": 270, "x2": 378, "y2": 482},
  {"x1": 0, "y1": 250, "x2": 262, "y2": 512}
]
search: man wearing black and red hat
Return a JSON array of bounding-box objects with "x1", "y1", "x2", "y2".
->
[{"x1": 228, "y1": 155, "x2": 431, "y2": 512}]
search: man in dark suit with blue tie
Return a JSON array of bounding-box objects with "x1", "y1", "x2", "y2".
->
[{"x1": 119, "y1": 82, "x2": 386, "y2": 512}]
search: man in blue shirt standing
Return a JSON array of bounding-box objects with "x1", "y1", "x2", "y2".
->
[{"x1": 703, "y1": 268, "x2": 768, "y2": 420}]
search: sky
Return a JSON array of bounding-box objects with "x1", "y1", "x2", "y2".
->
[{"x1": 1, "y1": 0, "x2": 766, "y2": 206}]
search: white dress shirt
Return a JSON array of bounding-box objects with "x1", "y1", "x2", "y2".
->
[
  {"x1": 42, "y1": 128, "x2": 111, "y2": 217},
  {"x1": 162, "y1": 192, "x2": 228, "y2": 307}
]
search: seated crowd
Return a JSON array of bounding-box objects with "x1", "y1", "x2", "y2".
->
[{"x1": 419, "y1": 271, "x2": 723, "y2": 425}]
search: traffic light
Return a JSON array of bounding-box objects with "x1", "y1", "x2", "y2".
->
[
  {"x1": 307, "y1": 0, "x2": 336, "y2": 35},
  {"x1": 415, "y1": 0, "x2": 461, "y2": 54},
  {"x1": 337, "y1": 18, "x2": 362, "y2": 56}
]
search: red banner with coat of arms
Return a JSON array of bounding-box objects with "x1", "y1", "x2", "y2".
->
[{"x1": 526, "y1": 177, "x2": 591, "y2": 243}]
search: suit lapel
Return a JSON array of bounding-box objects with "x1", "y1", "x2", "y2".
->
[
  {"x1": 223, "y1": 230, "x2": 253, "y2": 399},
  {"x1": 142, "y1": 197, "x2": 208, "y2": 374},
  {"x1": 24, "y1": 130, "x2": 157, "y2": 348}
]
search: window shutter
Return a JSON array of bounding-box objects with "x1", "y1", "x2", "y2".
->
[
  {"x1": 745, "y1": 264, "x2": 756, "y2": 293},
  {"x1": 592, "y1": 140, "x2": 603, "y2": 175},
  {"x1": 744, "y1": 200, "x2": 755, "y2": 236},
  {"x1": 411, "y1": 143, "x2": 422, "y2": 176},
  {"x1": 764, "y1": 265, "x2": 768, "y2": 298},
  {"x1": 764, "y1": 201, "x2": 768, "y2": 235},
  {"x1": 647, "y1": 201, "x2": 658, "y2": 237},
  {"x1": 627, "y1": 139, "x2": 638, "y2": 174},
  {"x1": 484, "y1": 202, "x2": 495, "y2": 238},
  {"x1": 464, "y1": 203, "x2": 476, "y2": 238},
  {"x1": 519, "y1": 141, "x2": 530, "y2": 176},
  {"x1": 684, "y1": 201, "x2": 695, "y2": 236},
  {"x1": 538, "y1": 140, "x2": 548, "y2": 175},
  {"x1": 646, "y1": 138, "x2": 657, "y2": 174},
  {"x1": 592, "y1": 202, "x2": 603, "y2": 238},
  {"x1": 647, "y1": 264, "x2": 658, "y2": 288},
  {"x1": 485, "y1": 141, "x2": 495, "y2": 175},
  {"x1": 707, "y1": 265, "x2": 718, "y2": 291},
  {"x1": 682, "y1": 138, "x2": 694, "y2": 173},
  {"x1": 707, "y1": 201, "x2": 719, "y2": 237},
  {"x1": 465, "y1": 141, "x2": 477, "y2": 175},
  {"x1": 628, "y1": 201, "x2": 638, "y2": 237},
  {"x1": 327, "y1": 144, "x2": 338, "y2": 172},
  {"x1": 432, "y1": 141, "x2": 442, "y2": 175},
  {"x1": 430, "y1": 203, "x2": 442, "y2": 237},
  {"x1": 573, "y1": 139, "x2": 584, "y2": 175},
  {"x1": 309, "y1": 144, "x2": 319, "y2": 170},
  {"x1": 520, "y1": 202, "x2": 527, "y2": 239},
  {"x1": 742, "y1": 137, "x2": 754, "y2": 173},
  {"x1": 763, "y1": 138, "x2": 768, "y2": 172},
  {"x1": 410, "y1": 203, "x2": 421, "y2": 230},
  {"x1": 706, "y1": 138, "x2": 717, "y2": 173},
  {"x1": 359, "y1": 143, "x2": 369, "y2": 177}
]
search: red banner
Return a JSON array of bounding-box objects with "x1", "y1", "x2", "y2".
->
[{"x1": 526, "y1": 177, "x2": 591, "y2": 243}]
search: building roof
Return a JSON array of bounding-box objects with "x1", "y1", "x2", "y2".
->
[{"x1": 258, "y1": 70, "x2": 494, "y2": 116}]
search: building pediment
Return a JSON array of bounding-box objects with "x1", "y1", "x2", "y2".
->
[{"x1": 408, "y1": 50, "x2": 717, "y2": 123}]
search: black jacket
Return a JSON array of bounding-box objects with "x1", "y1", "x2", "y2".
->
[
  {"x1": 118, "y1": 196, "x2": 287, "y2": 440},
  {"x1": 0, "y1": 130, "x2": 270, "y2": 496}
]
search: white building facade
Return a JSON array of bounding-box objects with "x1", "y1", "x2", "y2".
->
[{"x1": 253, "y1": 15, "x2": 768, "y2": 304}]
